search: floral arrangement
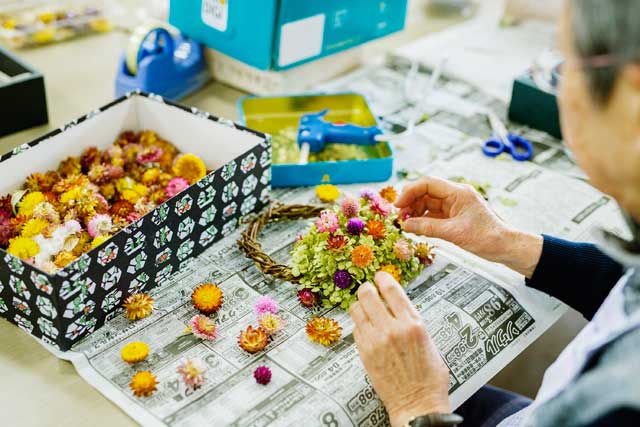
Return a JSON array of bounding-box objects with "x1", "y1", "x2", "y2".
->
[
  {"x1": 291, "y1": 187, "x2": 435, "y2": 309},
  {"x1": 0, "y1": 130, "x2": 208, "y2": 274}
]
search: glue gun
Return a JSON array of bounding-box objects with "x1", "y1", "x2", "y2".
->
[{"x1": 297, "y1": 109, "x2": 384, "y2": 164}]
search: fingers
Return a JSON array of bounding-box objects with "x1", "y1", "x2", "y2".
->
[
  {"x1": 402, "y1": 217, "x2": 447, "y2": 239},
  {"x1": 357, "y1": 282, "x2": 392, "y2": 329},
  {"x1": 395, "y1": 176, "x2": 458, "y2": 209},
  {"x1": 374, "y1": 272, "x2": 419, "y2": 321}
]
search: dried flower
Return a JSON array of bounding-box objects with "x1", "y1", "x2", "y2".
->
[
  {"x1": 123, "y1": 293, "x2": 154, "y2": 321},
  {"x1": 259, "y1": 313, "x2": 286, "y2": 335},
  {"x1": 7, "y1": 236, "x2": 39, "y2": 259},
  {"x1": 315, "y1": 184, "x2": 340, "y2": 203},
  {"x1": 352, "y1": 245, "x2": 374, "y2": 268},
  {"x1": 186, "y1": 315, "x2": 218, "y2": 341},
  {"x1": 379, "y1": 186, "x2": 398, "y2": 203},
  {"x1": 253, "y1": 366, "x2": 272, "y2": 385},
  {"x1": 24, "y1": 173, "x2": 48, "y2": 192},
  {"x1": 297, "y1": 289, "x2": 319, "y2": 308},
  {"x1": 110, "y1": 200, "x2": 135, "y2": 217},
  {"x1": 137, "y1": 146, "x2": 163, "y2": 164},
  {"x1": 0, "y1": 194, "x2": 12, "y2": 217},
  {"x1": 141, "y1": 168, "x2": 161, "y2": 185},
  {"x1": 254, "y1": 296, "x2": 279, "y2": 317},
  {"x1": 58, "y1": 156, "x2": 82, "y2": 177},
  {"x1": 177, "y1": 359, "x2": 206, "y2": 390},
  {"x1": 18, "y1": 191, "x2": 45, "y2": 217},
  {"x1": 333, "y1": 270, "x2": 353, "y2": 289},
  {"x1": 380, "y1": 264, "x2": 402, "y2": 282},
  {"x1": 0, "y1": 217, "x2": 16, "y2": 248},
  {"x1": 173, "y1": 154, "x2": 207, "y2": 184},
  {"x1": 87, "y1": 164, "x2": 111, "y2": 185},
  {"x1": 52, "y1": 174, "x2": 89, "y2": 194},
  {"x1": 90, "y1": 235, "x2": 111, "y2": 249},
  {"x1": 340, "y1": 197, "x2": 360, "y2": 218},
  {"x1": 192, "y1": 283, "x2": 224, "y2": 314},
  {"x1": 87, "y1": 214, "x2": 113, "y2": 238},
  {"x1": 238, "y1": 326, "x2": 269, "y2": 354},
  {"x1": 129, "y1": 371, "x2": 158, "y2": 397},
  {"x1": 306, "y1": 317, "x2": 342, "y2": 346},
  {"x1": 326, "y1": 234, "x2": 348, "y2": 251},
  {"x1": 370, "y1": 197, "x2": 391, "y2": 217},
  {"x1": 80, "y1": 147, "x2": 102, "y2": 171},
  {"x1": 315, "y1": 211, "x2": 339, "y2": 234},
  {"x1": 393, "y1": 238, "x2": 413, "y2": 262},
  {"x1": 32, "y1": 202, "x2": 59, "y2": 224},
  {"x1": 415, "y1": 242, "x2": 436, "y2": 266},
  {"x1": 21, "y1": 218, "x2": 49, "y2": 238},
  {"x1": 346, "y1": 218, "x2": 365, "y2": 236},
  {"x1": 121, "y1": 341, "x2": 150, "y2": 364},
  {"x1": 366, "y1": 220, "x2": 386, "y2": 240},
  {"x1": 53, "y1": 251, "x2": 76, "y2": 268},
  {"x1": 360, "y1": 189, "x2": 379, "y2": 201},
  {"x1": 166, "y1": 177, "x2": 190, "y2": 199}
]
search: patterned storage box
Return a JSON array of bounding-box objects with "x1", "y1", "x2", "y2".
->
[{"x1": 0, "y1": 92, "x2": 271, "y2": 351}]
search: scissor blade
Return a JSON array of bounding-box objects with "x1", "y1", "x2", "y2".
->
[
  {"x1": 488, "y1": 112, "x2": 511, "y2": 147},
  {"x1": 298, "y1": 142, "x2": 310, "y2": 165}
]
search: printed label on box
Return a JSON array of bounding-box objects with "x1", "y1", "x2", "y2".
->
[
  {"x1": 202, "y1": 0, "x2": 229, "y2": 32},
  {"x1": 278, "y1": 14, "x2": 326, "y2": 67}
]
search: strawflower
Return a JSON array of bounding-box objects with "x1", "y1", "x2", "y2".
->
[
  {"x1": 379, "y1": 186, "x2": 398, "y2": 203},
  {"x1": 137, "y1": 147, "x2": 163, "y2": 164},
  {"x1": 129, "y1": 371, "x2": 158, "y2": 397},
  {"x1": 327, "y1": 234, "x2": 348, "y2": 251},
  {"x1": 259, "y1": 313, "x2": 286, "y2": 335},
  {"x1": 351, "y1": 245, "x2": 374, "y2": 268},
  {"x1": 123, "y1": 293, "x2": 154, "y2": 321},
  {"x1": 21, "y1": 218, "x2": 49, "y2": 238},
  {"x1": 306, "y1": 317, "x2": 342, "y2": 346},
  {"x1": 18, "y1": 191, "x2": 45, "y2": 217},
  {"x1": 177, "y1": 359, "x2": 207, "y2": 390},
  {"x1": 110, "y1": 200, "x2": 135, "y2": 217},
  {"x1": 415, "y1": 242, "x2": 436, "y2": 266},
  {"x1": 366, "y1": 220, "x2": 386, "y2": 240},
  {"x1": 380, "y1": 264, "x2": 402, "y2": 282},
  {"x1": 87, "y1": 214, "x2": 113, "y2": 238},
  {"x1": 238, "y1": 326, "x2": 269, "y2": 354},
  {"x1": 186, "y1": 315, "x2": 218, "y2": 341},
  {"x1": 53, "y1": 251, "x2": 76, "y2": 268},
  {"x1": 254, "y1": 296, "x2": 279, "y2": 317},
  {"x1": 7, "y1": 236, "x2": 39, "y2": 259},
  {"x1": 370, "y1": 197, "x2": 391, "y2": 217},
  {"x1": 192, "y1": 283, "x2": 224, "y2": 314},
  {"x1": 315, "y1": 184, "x2": 340, "y2": 203},
  {"x1": 121, "y1": 341, "x2": 150, "y2": 364},
  {"x1": 0, "y1": 217, "x2": 16, "y2": 248},
  {"x1": 173, "y1": 154, "x2": 207, "y2": 184},
  {"x1": 91, "y1": 235, "x2": 111, "y2": 249},
  {"x1": 394, "y1": 238, "x2": 414, "y2": 262},
  {"x1": 166, "y1": 177, "x2": 190, "y2": 198},
  {"x1": 315, "y1": 211, "x2": 339, "y2": 234}
]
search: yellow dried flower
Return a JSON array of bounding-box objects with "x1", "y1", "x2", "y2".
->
[
  {"x1": 54, "y1": 251, "x2": 77, "y2": 268},
  {"x1": 173, "y1": 154, "x2": 207, "y2": 184},
  {"x1": 380, "y1": 264, "x2": 402, "y2": 282},
  {"x1": 18, "y1": 192, "x2": 45, "y2": 217},
  {"x1": 191, "y1": 283, "x2": 224, "y2": 314},
  {"x1": 379, "y1": 186, "x2": 398, "y2": 203},
  {"x1": 139, "y1": 130, "x2": 158, "y2": 146},
  {"x1": 123, "y1": 293, "x2": 154, "y2": 321},
  {"x1": 129, "y1": 371, "x2": 158, "y2": 397},
  {"x1": 121, "y1": 341, "x2": 150, "y2": 364},
  {"x1": 100, "y1": 183, "x2": 116, "y2": 200},
  {"x1": 306, "y1": 317, "x2": 342, "y2": 346},
  {"x1": 315, "y1": 184, "x2": 340, "y2": 203},
  {"x1": 91, "y1": 235, "x2": 111, "y2": 249},
  {"x1": 7, "y1": 236, "x2": 40, "y2": 259},
  {"x1": 21, "y1": 218, "x2": 49, "y2": 238},
  {"x1": 142, "y1": 168, "x2": 161, "y2": 185},
  {"x1": 58, "y1": 157, "x2": 82, "y2": 177}
]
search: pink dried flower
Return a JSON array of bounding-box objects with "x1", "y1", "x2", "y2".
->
[
  {"x1": 94, "y1": 194, "x2": 109, "y2": 213},
  {"x1": 360, "y1": 189, "x2": 379, "y2": 201},
  {"x1": 253, "y1": 365, "x2": 272, "y2": 385},
  {"x1": 394, "y1": 238, "x2": 413, "y2": 262},
  {"x1": 126, "y1": 212, "x2": 141, "y2": 223},
  {"x1": 166, "y1": 177, "x2": 190, "y2": 198},
  {"x1": 315, "y1": 211, "x2": 339, "y2": 234},
  {"x1": 254, "y1": 296, "x2": 279, "y2": 317},
  {"x1": 87, "y1": 214, "x2": 112, "y2": 238},
  {"x1": 340, "y1": 197, "x2": 360, "y2": 218},
  {"x1": 107, "y1": 165, "x2": 125, "y2": 179},
  {"x1": 370, "y1": 197, "x2": 391, "y2": 217},
  {"x1": 137, "y1": 147, "x2": 163, "y2": 164},
  {"x1": 177, "y1": 359, "x2": 207, "y2": 390},
  {"x1": 0, "y1": 217, "x2": 16, "y2": 248},
  {"x1": 187, "y1": 314, "x2": 218, "y2": 341}
]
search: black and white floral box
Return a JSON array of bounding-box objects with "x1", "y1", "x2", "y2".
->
[{"x1": 0, "y1": 92, "x2": 272, "y2": 351}]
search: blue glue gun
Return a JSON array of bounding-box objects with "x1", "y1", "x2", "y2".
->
[{"x1": 297, "y1": 109, "x2": 384, "y2": 153}]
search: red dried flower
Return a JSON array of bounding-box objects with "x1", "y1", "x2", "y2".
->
[
  {"x1": 326, "y1": 234, "x2": 348, "y2": 251},
  {"x1": 0, "y1": 217, "x2": 17, "y2": 248},
  {"x1": 81, "y1": 147, "x2": 102, "y2": 172},
  {"x1": 0, "y1": 194, "x2": 12, "y2": 218},
  {"x1": 297, "y1": 289, "x2": 320, "y2": 308}
]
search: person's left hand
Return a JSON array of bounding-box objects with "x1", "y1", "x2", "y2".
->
[{"x1": 350, "y1": 272, "x2": 451, "y2": 427}]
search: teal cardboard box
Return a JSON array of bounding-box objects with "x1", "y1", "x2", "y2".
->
[
  {"x1": 508, "y1": 74, "x2": 562, "y2": 140},
  {"x1": 169, "y1": 0, "x2": 408, "y2": 71}
]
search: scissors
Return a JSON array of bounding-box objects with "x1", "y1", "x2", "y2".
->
[{"x1": 482, "y1": 111, "x2": 534, "y2": 161}]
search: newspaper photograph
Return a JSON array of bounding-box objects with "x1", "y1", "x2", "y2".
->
[{"x1": 42, "y1": 56, "x2": 629, "y2": 426}]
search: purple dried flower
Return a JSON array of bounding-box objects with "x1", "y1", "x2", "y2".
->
[
  {"x1": 333, "y1": 270, "x2": 353, "y2": 289},
  {"x1": 360, "y1": 189, "x2": 379, "y2": 201},
  {"x1": 346, "y1": 218, "x2": 365, "y2": 235},
  {"x1": 254, "y1": 365, "x2": 272, "y2": 385}
]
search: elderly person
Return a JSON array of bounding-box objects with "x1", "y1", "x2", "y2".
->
[{"x1": 349, "y1": 1, "x2": 640, "y2": 426}]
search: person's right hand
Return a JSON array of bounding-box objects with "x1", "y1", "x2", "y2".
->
[{"x1": 396, "y1": 176, "x2": 543, "y2": 278}]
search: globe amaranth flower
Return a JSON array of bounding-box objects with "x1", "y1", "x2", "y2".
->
[
  {"x1": 315, "y1": 211, "x2": 340, "y2": 234},
  {"x1": 346, "y1": 218, "x2": 365, "y2": 235},
  {"x1": 394, "y1": 238, "x2": 414, "y2": 262},
  {"x1": 254, "y1": 365, "x2": 272, "y2": 385},
  {"x1": 333, "y1": 269, "x2": 353, "y2": 289},
  {"x1": 340, "y1": 197, "x2": 360, "y2": 218},
  {"x1": 360, "y1": 189, "x2": 379, "y2": 201},
  {"x1": 297, "y1": 288, "x2": 319, "y2": 307}
]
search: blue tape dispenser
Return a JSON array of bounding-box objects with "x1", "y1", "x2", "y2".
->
[
  {"x1": 297, "y1": 109, "x2": 384, "y2": 164},
  {"x1": 115, "y1": 25, "x2": 210, "y2": 100}
]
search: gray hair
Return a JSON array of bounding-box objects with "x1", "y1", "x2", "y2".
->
[{"x1": 572, "y1": 0, "x2": 640, "y2": 104}]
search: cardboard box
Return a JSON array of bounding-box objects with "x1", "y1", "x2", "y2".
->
[
  {"x1": 0, "y1": 92, "x2": 271, "y2": 351},
  {"x1": 169, "y1": 0, "x2": 408, "y2": 71},
  {"x1": 508, "y1": 74, "x2": 562, "y2": 139},
  {"x1": 0, "y1": 46, "x2": 48, "y2": 137}
]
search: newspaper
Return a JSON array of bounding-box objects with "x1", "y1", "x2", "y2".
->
[{"x1": 47, "y1": 57, "x2": 629, "y2": 427}]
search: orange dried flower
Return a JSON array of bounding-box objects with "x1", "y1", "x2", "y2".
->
[
  {"x1": 24, "y1": 173, "x2": 47, "y2": 192},
  {"x1": 352, "y1": 245, "x2": 374, "y2": 268},
  {"x1": 366, "y1": 220, "x2": 386, "y2": 240},
  {"x1": 129, "y1": 371, "x2": 158, "y2": 397},
  {"x1": 123, "y1": 293, "x2": 154, "y2": 321},
  {"x1": 238, "y1": 325, "x2": 269, "y2": 354},
  {"x1": 58, "y1": 156, "x2": 82, "y2": 177},
  {"x1": 380, "y1": 264, "x2": 402, "y2": 282},
  {"x1": 110, "y1": 200, "x2": 135, "y2": 217},
  {"x1": 191, "y1": 283, "x2": 224, "y2": 314},
  {"x1": 379, "y1": 186, "x2": 398, "y2": 203},
  {"x1": 306, "y1": 317, "x2": 342, "y2": 346},
  {"x1": 52, "y1": 175, "x2": 89, "y2": 194}
]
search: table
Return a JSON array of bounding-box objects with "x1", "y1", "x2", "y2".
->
[{"x1": 0, "y1": 6, "x2": 477, "y2": 426}]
